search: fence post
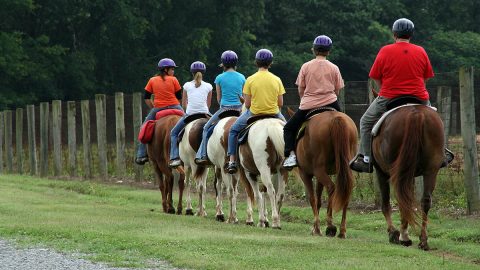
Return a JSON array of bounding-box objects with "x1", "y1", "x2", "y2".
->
[
  {"x1": 132, "y1": 92, "x2": 144, "y2": 181},
  {"x1": 115, "y1": 92, "x2": 126, "y2": 177},
  {"x1": 67, "y1": 101, "x2": 77, "y2": 177},
  {"x1": 16, "y1": 108, "x2": 24, "y2": 174},
  {"x1": 39, "y1": 102, "x2": 49, "y2": 177},
  {"x1": 366, "y1": 79, "x2": 382, "y2": 207},
  {"x1": 52, "y1": 100, "x2": 62, "y2": 176},
  {"x1": 26, "y1": 105, "x2": 37, "y2": 175},
  {"x1": 4, "y1": 110, "x2": 13, "y2": 173},
  {"x1": 436, "y1": 86, "x2": 452, "y2": 144},
  {"x1": 95, "y1": 94, "x2": 108, "y2": 178},
  {"x1": 459, "y1": 66, "x2": 480, "y2": 214},
  {"x1": 81, "y1": 100, "x2": 92, "y2": 179},
  {"x1": 0, "y1": 111, "x2": 3, "y2": 174}
]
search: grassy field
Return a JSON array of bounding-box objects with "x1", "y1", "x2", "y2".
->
[{"x1": 0, "y1": 174, "x2": 479, "y2": 270}]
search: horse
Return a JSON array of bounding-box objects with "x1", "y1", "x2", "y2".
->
[
  {"x1": 178, "y1": 115, "x2": 210, "y2": 216},
  {"x1": 238, "y1": 117, "x2": 288, "y2": 228},
  {"x1": 147, "y1": 115, "x2": 186, "y2": 214},
  {"x1": 372, "y1": 104, "x2": 444, "y2": 250},
  {"x1": 289, "y1": 108, "x2": 358, "y2": 237},
  {"x1": 207, "y1": 114, "x2": 248, "y2": 224}
]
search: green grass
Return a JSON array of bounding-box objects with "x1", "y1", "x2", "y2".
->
[{"x1": 0, "y1": 174, "x2": 479, "y2": 269}]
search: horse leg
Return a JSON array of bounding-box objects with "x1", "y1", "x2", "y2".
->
[
  {"x1": 153, "y1": 165, "x2": 168, "y2": 213},
  {"x1": 276, "y1": 170, "x2": 287, "y2": 214},
  {"x1": 241, "y1": 169, "x2": 254, "y2": 226},
  {"x1": 226, "y1": 173, "x2": 239, "y2": 224},
  {"x1": 247, "y1": 174, "x2": 267, "y2": 227},
  {"x1": 299, "y1": 169, "x2": 320, "y2": 235},
  {"x1": 322, "y1": 177, "x2": 337, "y2": 237},
  {"x1": 418, "y1": 173, "x2": 437, "y2": 251},
  {"x1": 214, "y1": 168, "x2": 225, "y2": 222},
  {"x1": 165, "y1": 171, "x2": 176, "y2": 214},
  {"x1": 399, "y1": 216, "x2": 412, "y2": 246},
  {"x1": 176, "y1": 170, "x2": 184, "y2": 215},
  {"x1": 376, "y1": 169, "x2": 399, "y2": 244},
  {"x1": 193, "y1": 165, "x2": 207, "y2": 217},
  {"x1": 184, "y1": 166, "x2": 194, "y2": 215},
  {"x1": 338, "y1": 205, "x2": 348, "y2": 239},
  {"x1": 260, "y1": 168, "x2": 280, "y2": 229}
]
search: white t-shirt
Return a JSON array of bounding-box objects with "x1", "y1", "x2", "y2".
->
[{"x1": 183, "y1": 81, "x2": 213, "y2": 115}]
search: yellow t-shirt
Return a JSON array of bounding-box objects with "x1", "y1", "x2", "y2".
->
[{"x1": 243, "y1": 70, "x2": 285, "y2": 114}]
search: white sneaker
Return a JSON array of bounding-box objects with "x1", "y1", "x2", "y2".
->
[{"x1": 282, "y1": 154, "x2": 298, "y2": 169}]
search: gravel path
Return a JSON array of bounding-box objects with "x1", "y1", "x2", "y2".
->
[{"x1": 0, "y1": 239, "x2": 182, "y2": 270}]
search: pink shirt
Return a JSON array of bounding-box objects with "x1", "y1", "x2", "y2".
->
[{"x1": 296, "y1": 59, "x2": 344, "y2": 110}]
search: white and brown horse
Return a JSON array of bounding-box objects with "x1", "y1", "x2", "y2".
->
[
  {"x1": 178, "y1": 115, "x2": 210, "y2": 216},
  {"x1": 207, "y1": 114, "x2": 249, "y2": 223},
  {"x1": 147, "y1": 115, "x2": 186, "y2": 214},
  {"x1": 239, "y1": 117, "x2": 288, "y2": 228}
]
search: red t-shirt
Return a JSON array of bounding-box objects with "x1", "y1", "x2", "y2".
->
[
  {"x1": 369, "y1": 42, "x2": 434, "y2": 100},
  {"x1": 145, "y1": 75, "x2": 182, "y2": 108}
]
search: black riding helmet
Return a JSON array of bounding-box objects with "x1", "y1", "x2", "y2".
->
[{"x1": 392, "y1": 18, "x2": 414, "y2": 39}]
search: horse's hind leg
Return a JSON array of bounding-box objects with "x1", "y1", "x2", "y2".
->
[
  {"x1": 166, "y1": 173, "x2": 176, "y2": 214},
  {"x1": 176, "y1": 170, "x2": 185, "y2": 215},
  {"x1": 184, "y1": 166, "x2": 194, "y2": 215},
  {"x1": 226, "y1": 173, "x2": 239, "y2": 224},
  {"x1": 418, "y1": 173, "x2": 437, "y2": 250},
  {"x1": 247, "y1": 174, "x2": 267, "y2": 228},
  {"x1": 260, "y1": 168, "x2": 280, "y2": 229},
  {"x1": 318, "y1": 172, "x2": 336, "y2": 237},
  {"x1": 154, "y1": 165, "x2": 168, "y2": 213},
  {"x1": 299, "y1": 170, "x2": 320, "y2": 235},
  {"x1": 276, "y1": 170, "x2": 288, "y2": 214},
  {"x1": 214, "y1": 168, "x2": 225, "y2": 222},
  {"x1": 376, "y1": 169, "x2": 399, "y2": 244}
]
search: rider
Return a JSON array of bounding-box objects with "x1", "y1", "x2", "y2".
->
[
  {"x1": 226, "y1": 48, "x2": 286, "y2": 174},
  {"x1": 194, "y1": 50, "x2": 246, "y2": 165},
  {"x1": 135, "y1": 58, "x2": 183, "y2": 165},
  {"x1": 169, "y1": 61, "x2": 213, "y2": 168},
  {"x1": 282, "y1": 35, "x2": 344, "y2": 169},
  {"x1": 349, "y1": 18, "x2": 454, "y2": 173}
]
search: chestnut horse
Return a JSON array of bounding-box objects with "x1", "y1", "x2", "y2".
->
[
  {"x1": 290, "y1": 108, "x2": 357, "y2": 237},
  {"x1": 372, "y1": 105, "x2": 444, "y2": 250},
  {"x1": 147, "y1": 115, "x2": 185, "y2": 214},
  {"x1": 179, "y1": 117, "x2": 209, "y2": 216}
]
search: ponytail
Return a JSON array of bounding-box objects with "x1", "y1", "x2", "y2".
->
[{"x1": 194, "y1": 71, "x2": 203, "y2": 88}]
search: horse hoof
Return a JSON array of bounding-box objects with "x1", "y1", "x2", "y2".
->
[
  {"x1": 272, "y1": 226, "x2": 282, "y2": 230},
  {"x1": 311, "y1": 227, "x2": 322, "y2": 236},
  {"x1": 167, "y1": 208, "x2": 176, "y2": 214},
  {"x1": 418, "y1": 242, "x2": 430, "y2": 251},
  {"x1": 185, "y1": 209, "x2": 194, "y2": 216},
  {"x1": 338, "y1": 233, "x2": 346, "y2": 239},
  {"x1": 325, "y1": 225, "x2": 337, "y2": 237},
  {"x1": 389, "y1": 230, "x2": 400, "y2": 244},
  {"x1": 264, "y1": 221, "x2": 270, "y2": 228},
  {"x1": 176, "y1": 208, "x2": 182, "y2": 215},
  {"x1": 246, "y1": 221, "x2": 255, "y2": 226},
  {"x1": 216, "y1": 214, "x2": 225, "y2": 222},
  {"x1": 400, "y1": 240, "x2": 413, "y2": 247}
]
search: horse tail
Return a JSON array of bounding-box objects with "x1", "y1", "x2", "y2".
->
[
  {"x1": 391, "y1": 109, "x2": 423, "y2": 227},
  {"x1": 330, "y1": 116, "x2": 354, "y2": 212},
  {"x1": 193, "y1": 165, "x2": 207, "y2": 179},
  {"x1": 266, "y1": 119, "x2": 285, "y2": 159}
]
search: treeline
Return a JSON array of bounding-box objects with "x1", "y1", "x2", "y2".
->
[{"x1": 1, "y1": 0, "x2": 480, "y2": 109}]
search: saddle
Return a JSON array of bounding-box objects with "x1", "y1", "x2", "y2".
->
[
  {"x1": 295, "y1": 106, "x2": 338, "y2": 142},
  {"x1": 138, "y1": 109, "x2": 184, "y2": 144},
  {"x1": 372, "y1": 96, "x2": 434, "y2": 136},
  {"x1": 238, "y1": 114, "x2": 279, "y2": 145},
  {"x1": 178, "y1": 113, "x2": 211, "y2": 143}
]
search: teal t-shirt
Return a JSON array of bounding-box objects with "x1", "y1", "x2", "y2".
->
[{"x1": 214, "y1": 71, "x2": 246, "y2": 106}]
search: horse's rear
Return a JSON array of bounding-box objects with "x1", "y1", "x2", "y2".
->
[
  {"x1": 295, "y1": 111, "x2": 357, "y2": 237},
  {"x1": 148, "y1": 115, "x2": 185, "y2": 214},
  {"x1": 179, "y1": 118, "x2": 209, "y2": 216},
  {"x1": 239, "y1": 118, "x2": 288, "y2": 228},
  {"x1": 372, "y1": 105, "x2": 444, "y2": 250}
]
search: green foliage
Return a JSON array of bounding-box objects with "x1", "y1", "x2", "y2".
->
[{"x1": 1, "y1": 0, "x2": 479, "y2": 109}]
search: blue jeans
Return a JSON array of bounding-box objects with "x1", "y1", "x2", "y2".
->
[
  {"x1": 227, "y1": 109, "x2": 286, "y2": 157},
  {"x1": 195, "y1": 105, "x2": 242, "y2": 160},
  {"x1": 136, "y1": 104, "x2": 184, "y2": 158},
  {"x1": 169, "y1": 115, "x2": 187, "y2": 160}
]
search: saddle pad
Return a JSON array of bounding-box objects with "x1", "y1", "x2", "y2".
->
[
  {"x1": 155, "y1": 109, "x2": 184, "y2": 120},
  {"x1": 371, "y1": 104, "x2": 437, "y2": 136},
  {"x1": 138, "y1": 120, "x2": 156, "y2": 144}
]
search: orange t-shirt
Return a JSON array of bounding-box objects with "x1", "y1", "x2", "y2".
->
[{"x1": 145, "y1": 75, "x2": 182, "y2": 108}]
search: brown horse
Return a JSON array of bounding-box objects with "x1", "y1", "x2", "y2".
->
[
  {"x1": 147, "y1": 115, "x2": 186, "y2": 214},
  {"x1": 372, "y1": 105, "x2": 444, "y2": 250},
  {"x1": 291, "y1": 109, "x2": 358, "y2": 238}
]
